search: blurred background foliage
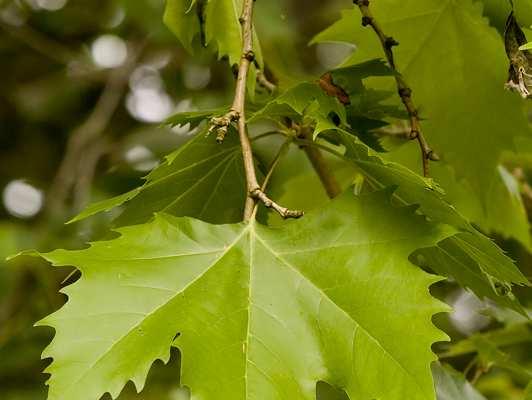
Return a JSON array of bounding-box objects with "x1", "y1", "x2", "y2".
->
[{"x1": 0, "y1": 0, "x2": 531, "y2": 399}]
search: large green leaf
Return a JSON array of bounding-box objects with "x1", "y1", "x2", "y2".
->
[
  {"x1": 251, "y1": 73, "x2": 528, "y2": 311},
  {"x1": 312, "y1": 0, "x2": 530, "y2": 207},
  {"x1": 331, "y1": 132, "x2": 529, "y2": 312},
  {"x1": 381, "y1": 137, "x2": 531, "y2": 249},
  {"x1": 70, "y1": 130, "x2": 247, "y2": 226},
  {"x1": 33, "y1": 191, "x2": 451, "y2": 400}
]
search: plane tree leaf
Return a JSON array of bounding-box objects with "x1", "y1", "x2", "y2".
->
[
  {"x1": 33, "y1": 190, "x2": 452, "y2": 400},
  {"x1": 312, "y1": 8, "x2": 531, "y2": 248},
  {"x1": 312, "y1": 0, "x2": 531, "y2": 207},
  {"x1": 250, "y1": 81, "x2": 347, "y2": 137},
  {"x1": 373, "y1": 100, "x2": 531, "y2": 248},
  {"x1": 250, "y1": 59, "x2": 399, "y2": 148},
  {"x1": 70, "y1": 129, "x2": 247, "y2": 226},
  {"x1": 248, "y1": 65, "x2": 529, "y2": 311},
  {"x1": 330, "y1": 130, "x2": 529, "y2": 313}
]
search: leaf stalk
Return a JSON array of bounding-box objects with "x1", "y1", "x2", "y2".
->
[{"x1": 211, "y1": 0, "x2": 302, "y2": 221}]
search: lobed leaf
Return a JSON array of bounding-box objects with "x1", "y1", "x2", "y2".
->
[
  {"x1": 35, "y1": 190, "x2": 451, "y2": 400},
  {"x1": 331, "y1": 130, "x2": 529, "y2": 312},
  {"x1": 312, "y1": 0, "x2": 531, "y2": 209},
  {"x1": 249, "y1": 64, "x2": 529, "y2": 311},
  {"x1": 70, "y1": 129, "x2": 247, "y2": 226}
]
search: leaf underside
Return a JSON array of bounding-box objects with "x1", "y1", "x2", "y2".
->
[
  {"x1": 250, "y1": 68, "x2": 529, "y2": 311},
  {"x1": 70, "y1": 129, "x2": 247, "y2": 226},
  {"x1": 37, "y1": 191, "x2": 450, "y2": 400}
]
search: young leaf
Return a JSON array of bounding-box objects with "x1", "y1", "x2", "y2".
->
[
  {"x1": 250, "y1": 81, "x2": 347, "y2": 137},
  {"x1": 34, "y1": 191, "x2": 451, "y2": 400},
  {"x1": 163, "y1": 0, "x2": 263, "y2": 97},
  {"x1": 164, "y1": 0, "x2": 259, "y2": 64},
  {"x1": 163, "y1": 0, "x2": 202, "y2": 54}
]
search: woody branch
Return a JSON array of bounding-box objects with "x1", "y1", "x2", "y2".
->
[
  {"x1": 210, "y1": 0, "x2": 303, "y2": 221},
  {"x1": 354, "y1": 0, "x2": 439, "y2": 177}
]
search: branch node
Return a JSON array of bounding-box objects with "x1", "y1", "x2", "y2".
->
[
  {"x1": 209, "y1": 110, "x2": 240, "y2": 143},
  {"x1": 428, "y1": 151, "x2": 440, "y2": 162},
  {"x1": 361, "y1": 16, "x2": 373, "y2": 26},
  {"x1": 250, "y1": 188, "x2": 304, "y2": 219},
  {"x1": 256, "y1": 70, "x2": 276, "y2": 93},
  {"x1": 354, "y1": 1, "x2": 437, "y2": 177},
  {"x1": 398, "y1": 87, "x2": 412, "y2": 98},
  {"x1": 244, "y1": 50, "x2": 255, "y2": 62},
  {"x1": 384, "y1": 36, "x2": 399, "y2": 49}
]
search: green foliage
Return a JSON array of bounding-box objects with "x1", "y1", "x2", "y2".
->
[
  {"x1": 334, "y1": 133, "x2": 528, "y2": 312},
  {"x1": 441, "y1": 321, "x2": 532, "y2": 381},
  {"x1": 164, "y1": 0, "x2": 260, "y2": 66},
  {"x1": 4, "y1": 0, "x2": 532, "y2": 399},
  {"x1": 249, "y1": 69, "x2": 528, "y2": 311},
  {"x1": 32, "y1": 191, "x2": 450, "y2": 400},
  {"x1": 70, "y1": 129, "x2": 247, "y2": 226},
  {"x1": 312, "y1": 0, "x2": 530, "y2": 209},
  {"x1": 481, "y1": 0, "x2": 532, "y2": 31},
  {"x1": 432, "y1": 363, "x2": 487, "y2": 400},
  {"x1": 164, "y1": 0, "x2": 263, "y2": 94}
]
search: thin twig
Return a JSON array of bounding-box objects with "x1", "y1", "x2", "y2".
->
[
  {"x1": 256, "y1": 69, "x2": 276, "y2": 93},
  {"x1": 0, "y1": 19, "x2": 75, "y2": 65},
  {"x1": 251, "y1": 139, "x2": 292, "y2": 219},
  {"x1": 293, "y1": 137, "x2": 345, "y2": 160},
  {"x1": 72, "y1": 137, "x2": 110, "y2": 212},
  {"x1": 213, "y1": 0, "x2": 303, "y2": 221},
  {"x1": 354, "y1": 0, "x2": 439, "y2": 177},
  {"x1": 47, "y1": 45, "x2": 142, "y2": 217},
  {"x1": 251, "y1": 131, "x2": 284, "y2": 142},
  {"x1": 296, "y1": 125, "x2": 341, "y2": 199}
]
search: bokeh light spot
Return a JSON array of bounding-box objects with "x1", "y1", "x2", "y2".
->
[
  {"x1": 3, "y1": 180, "x2": 43, "y2": 219},
  {"x1": 91, "y1": 34, "x2": 128, "y2": 69}
]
